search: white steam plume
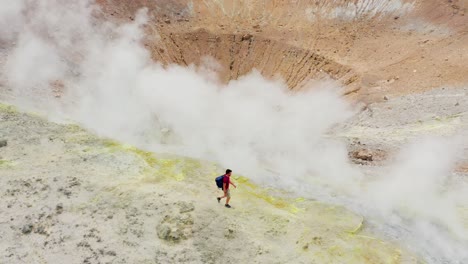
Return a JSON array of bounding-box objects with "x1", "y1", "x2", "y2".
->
[{"x1": 363, "y1": 137, "x2": 468, "y2": 261}]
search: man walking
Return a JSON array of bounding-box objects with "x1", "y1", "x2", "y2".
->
[{"x1": 217, "y1": 169, "x2": 236, "y2": 208}]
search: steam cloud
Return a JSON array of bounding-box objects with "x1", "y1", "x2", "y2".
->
[{"x1": 0, "y1": 1, "x2": 467, "y2": 262}]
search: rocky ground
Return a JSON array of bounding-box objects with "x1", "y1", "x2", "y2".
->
[
  {"x1": 0, "y1": 104, "x2": 421, "y2": 263},
  {"x1": 340, "y1": 86, "x2": 468, "y2": 169},
  {"x1": 1, "y1": 1, "x2": 468, "y2": 263}
]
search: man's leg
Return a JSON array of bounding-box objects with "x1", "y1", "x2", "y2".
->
[
  {"x1": 225, "y1": 189, "x2": 231, "y2": 205},
  {"x1": 218, "y1": 190, "x2": 227, "y2": 202}
]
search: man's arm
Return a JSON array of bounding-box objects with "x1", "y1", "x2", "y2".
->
[{"x1": 230, "y1": 182, "x2": 237, "y2": 188}]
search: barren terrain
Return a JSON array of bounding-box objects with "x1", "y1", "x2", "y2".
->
[
  {"x1": 0, "y1": 105, "x2": 418, "y2": 263},
  {"x1": 1, "y1": 1, "x2": 468, "y2": 264},
  {"x1": 97, "y1": 0, "x2": 468, "y2": 99}
]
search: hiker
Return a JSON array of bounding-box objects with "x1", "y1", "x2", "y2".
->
[{"x1": 216, "y1": 169, "x2": 236, "y2": 208}]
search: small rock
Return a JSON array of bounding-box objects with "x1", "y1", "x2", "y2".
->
[
  {"x1": 224, "y1": 228, "x2": 235, "y2": 239},
  {"x1": 352, "y1": 149, "x2": 373, "y2": 161},
  {"x1": 177, "y1": 214, "x2": 194, "y2": 225},
  {"x1": 313, "y1": 236, "x2": 323, "y2": 245},
  {"x1": 241, "y1": 34, "x2": 253, "y2": 41},
  {"x1": 383, "y1": 95, "x2": 389, "y2": 101},
  {"x1": 106, "y1": 250, "x2": 117, "y2": 256},
  {"x1": 77, "y1": 241, "x2": 90, "y2": 248},
  {"x1": 157, "y1": 224, "x2": 187, "y2": 242},
  {"x1": 21, "y1": 224, "x2": 34, "y2": 234},
  {"x1": 157, "y1": 224, "x2": 171, "y2": 240},
  {"x1": 56, "y1": 203, "x2": 64, "y2": 214},
  {"x1": 455, "y1": 102, "x2": 459, "y2": 106},
  {"x1": 169, "y1": 228, "x2": 183, "y2": 241},
  {"x1": 178, "y1": 202, "x2": 194, "y2": 213},
  {"x1": 0, "y1": 140, "x2": 7, "y2": 148},
  {"x1": 69, "y1": 177, "x2": 80, "y2": 187},
  {"x1": 35, "y1": 225, "x2": 48, "y2": 235}
]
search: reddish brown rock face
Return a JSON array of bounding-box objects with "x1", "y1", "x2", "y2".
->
[{"x1": 95, "y1": 0, "x2": 468, "y2": 101}]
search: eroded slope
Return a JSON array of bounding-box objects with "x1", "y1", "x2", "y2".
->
[
  {"x1": 0, "y1": 105, "x2": 418, "y2": 263},
  {"x1": 97, "y1": 0, "x2": 468, "y2": 99}
]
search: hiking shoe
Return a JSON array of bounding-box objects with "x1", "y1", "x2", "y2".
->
[
  {"x1": 225, "y1": 204, "x2": 232, "y2": 208},
  {"x1": 217, "y1": 197, "x2": 221, "y2": 203}
]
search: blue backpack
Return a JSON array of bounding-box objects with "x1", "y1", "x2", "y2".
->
[{"x1": 215, "y1": 175, "x2": 224, "y2": 189}]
